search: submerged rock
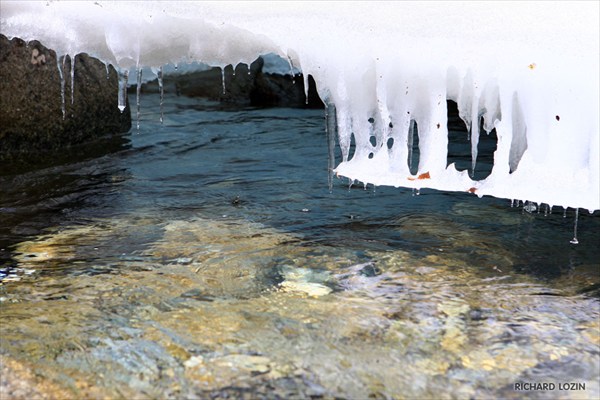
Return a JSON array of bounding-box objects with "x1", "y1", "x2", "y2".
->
[
  {"x1": 277, "y1": 265, "x2": 333, "y2": 297},
  {"x1": 0, "y1": 35, "x2": 131, "y2": 160},
  {"x1": 279, "y1": 280, "x2": 332, "y2": 297}
]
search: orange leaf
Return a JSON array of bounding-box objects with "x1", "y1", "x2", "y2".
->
[
  {"x1": 408, "y1": 171, "x2": 430, "y2": 181},
  {"x1": 468, "y1": 187, "x2": 477, "y2": 193}
]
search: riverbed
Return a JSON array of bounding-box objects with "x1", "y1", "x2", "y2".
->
[{"x1": 1, "y1": 93, "x2": 598, "y2": 399}]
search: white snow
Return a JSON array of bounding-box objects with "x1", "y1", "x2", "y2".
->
[{"x1": 1, "y1": 1, "x2": 598, "y2": 211}]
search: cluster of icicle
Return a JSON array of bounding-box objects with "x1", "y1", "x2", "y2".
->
[{"x1": 1, "y1": 1, "x2": 598, "y2": 219}]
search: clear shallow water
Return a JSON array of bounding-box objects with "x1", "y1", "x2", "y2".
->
[{"x1": 0, "y1": 93, "x2": 599, "y2": 399}]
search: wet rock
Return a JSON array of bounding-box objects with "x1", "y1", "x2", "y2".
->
[
  {"x1": 0, "y1": 355, "x2": 75, "y2": 400},
  {"x1": 334, "y1": 262, "x2": 400, "y2": 297},
  {"x1": 438, "y1": 300, "x2": 470, "y2": 354},
  {"x1": 184, "y1": 352, "x2": 297, "y2": 393},
  {"x1": 0, "y1": 35, "x2": 131, "y2": 160},
  {"x1": 277, "y1": 266, "x2": 333, "y2": 297},
  {"x1": 279, "y1": 280, "x2": 332, "y2": 297},
  {"x1": 468, "y1": 308, "x2": 486, "y2": 321},
  {"x1": 358, "y1": 263, "x2": 381, "y2": 277},
  {"x1": 461, "y1": 345, "x2": 538, "y2": 374},
  {"x1": 151, "y1": 219, "x2": 310, "y2": 299},
  {"x1": 217, "y1": 354, "x2": 272, "y2": 375}
]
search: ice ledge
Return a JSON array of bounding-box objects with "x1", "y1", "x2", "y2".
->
[
  {"x1": 1, "y1": 1, "x2": 598, "y2": 211},
  {"x1": 335, "y1": 160, "x2": 599, "y2": 214}
]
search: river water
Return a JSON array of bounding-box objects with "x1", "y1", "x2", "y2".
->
[{"x1": 1, "y1": 93, "x2": 599, "y2": 399}]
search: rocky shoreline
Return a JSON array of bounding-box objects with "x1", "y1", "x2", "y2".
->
[{"x1": 0, "y1": 34, "x2": 323, "y2": 163}]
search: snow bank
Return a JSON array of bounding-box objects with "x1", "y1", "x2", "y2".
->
[{"x1": 1, "y1": 1, "x2": 598, "y2": 211}]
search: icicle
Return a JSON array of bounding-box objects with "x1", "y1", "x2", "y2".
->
[
  {"x1": 303, "y1": 73, "x2": 310, "y2": 105},
  {"x1": 537, "y1": 203, "x2": 541, "y2": 214},
  {"x1": 470, "y1": 115, "x2": 480, "y2": 178},
  {"x1": 105, "y1": 62, "x2": 110, "y2": 80},
  {"x1": 70, "y1": 55, "x2": 75, "y2": 105},
  {"x1": 549, "y1": 206, "x2": 553, "y2": 214},
  {"x1": 326, "y1": 103, "x2": 337, "y2": 193},
  {"x1": 221, "y1": 67, "x2": 226, "y2": 95},
  {"x1": 157, "y1": 66, "x2": 164, "y2": 124},
  {"x1": 510, "y1": 199, "x2": 515, "y2": 208},
  {"x1": 563, "y1": 207, "x2": 567, "y2": 218},
  {"x1": 416, "y1": 188, "x2": 421, "y2": 196},
  {"x1": 570, "y1": 208, "x2": 579, "y2": 244},
  {"x1": 117, "y1": 69, "x2": 129, "y2": 113},
  {"x1": 56, "y1": 55, "x2": 66, "y2": 119},
  {"x1": 407, "y1": 119, "x2": 415, "y2": 172},
  {"x1": 136, "y1": 67, "x2": 142, "y2": 131},
  {"x1": 287, "y1": 56, "x2": 296, "y2": 85}
]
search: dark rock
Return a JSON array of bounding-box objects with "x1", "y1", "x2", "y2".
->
[
  {"x1": 468, "y1": 308, "x2": 486, "y2": 321},
  {"x1": 141, "y1": 56, "x2": 324, "y2": 109},
  {"x1": 0, "y1": 34, "x2": 131, "y2": 160},
  {"x1": 358, "y1": 263, "x2": 382, "y2": 277}
]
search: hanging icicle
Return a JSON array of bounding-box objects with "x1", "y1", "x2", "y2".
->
[
  {"x1": 407, "y1": 119, "x2": 415, "y2": 173},
  {"x1": 136, "y1": 67, "x2": 142, "y2": 131},
  {"x1": 470, "y1": 110, "x2": 480, "y2": 178},
  {"x1": 70, "y1": 55, "x2": 75, "y2": 105},
  {"x1": 157, "y1": 65, "x2": 164, "y2": 124},
  {"x1": 221, "y1": 67, "x2": 226, "y2": 95},
  {"x1": 117, "y1": 69, "x2": 129, "y2": 113},
  {"x1": 56, "y1": 55, "x2": 66, "y2": 119},
  {"x1": 287, "y1": 55, "x2": 296, "y2": 85},
  {"x1": 326, "y1": 103, "x2": 337, "y2": 193},
  {"x1": 570, "y1": 208, "x2": 579, "y2": 244},
  {"x1": 303, "y1": 73, "x2": 310, "y2": 105}
]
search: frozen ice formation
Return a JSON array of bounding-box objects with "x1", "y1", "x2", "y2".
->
[{"x1": 1, "y1": 1, "x2": 598, "y2": 211}]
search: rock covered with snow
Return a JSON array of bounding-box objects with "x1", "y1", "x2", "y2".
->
[{"x1": 0, "y1": 1, "x2": 597, "y2": 210}]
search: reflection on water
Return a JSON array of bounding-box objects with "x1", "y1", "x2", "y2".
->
[{"x1": 0, "y1": 94, "x2": 599, "y2": 399}]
